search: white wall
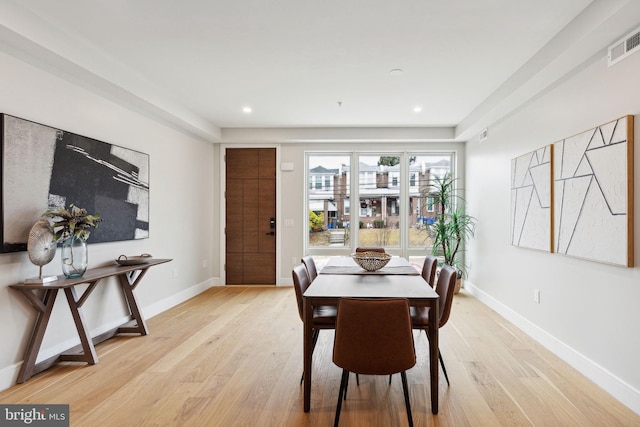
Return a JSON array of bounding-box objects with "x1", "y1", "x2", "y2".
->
[
  {"x1": 0, "y1": 51, "x2": 218, "y2": 390},
  {"x1": 465, "y1": 50, "x2": 640, "y2": 413}
]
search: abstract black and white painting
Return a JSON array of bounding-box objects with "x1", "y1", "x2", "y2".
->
[
  {"x1": 553, "y1": 115, "x2": 633, "y2": 267},
  {"x1": 1, "y1": 114, "x2": 149, "y2": 253},
  {"x1": 510, "y1": 146, "x2": 552, "y2": 252}
]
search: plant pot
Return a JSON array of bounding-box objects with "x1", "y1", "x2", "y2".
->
[{"x1": 454, "y1": 277, "x2": 462, "y2": 294}]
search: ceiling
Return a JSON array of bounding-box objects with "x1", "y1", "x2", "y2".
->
[{"x1": 1, "y1": 0, "x2": 639, "y2": 142}]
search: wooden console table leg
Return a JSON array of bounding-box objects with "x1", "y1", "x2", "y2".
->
[
  {"x1": 60, "y1": 287, "x2": 98, "y2": 364},
  {"x1": 10, "y1": 259, "x2": 171, "y2": 383},
  {"x1": 16, "y1": 288, "x2": 58, "y2": 383},
  {"x1": 116, "y1": 269, "x2": 149, "y2": 335}
]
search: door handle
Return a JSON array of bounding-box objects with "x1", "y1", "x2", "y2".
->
[{"x1": 266, "y1": 217, "x2": 276, "y2": 236}]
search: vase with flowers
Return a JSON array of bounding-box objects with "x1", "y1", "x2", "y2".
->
[{"x1": 43, "y1": 204, "x2": 102, "y2": 278}]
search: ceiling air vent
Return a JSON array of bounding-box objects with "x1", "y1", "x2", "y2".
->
[
  {"x1": 608, "y1": 26, "x2": 640, "y2": 67},
  {"x1": 479, "y1": 128, "x2": 488, "y2": 142}
]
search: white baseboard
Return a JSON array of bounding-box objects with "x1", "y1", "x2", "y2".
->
[
  {"x1": 277, "y1": 277, "x2": 293, "y2": 286},
  {"x1": 0, "y1": 278, "x2": 217, "y2": 392},
  {"x1": 464, "y1": 281, "x2": 640, "y2": 416},
  {"x1": 0, "y1": 362, "x2": 22, "y2": 393}
]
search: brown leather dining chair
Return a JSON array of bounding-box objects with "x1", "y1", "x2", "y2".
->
[
  {"x1": 421, "y1": 254, "x2": 438, "y2": 288},
  {"x1": 292, "y1": 264, "x2": 336, "y2": 383},
  {"x1": 301, "y1": 255, "x2": 318, "y2": 282},
  {"x1": 387, "y1": 255, "x2": 439, "y2": 385},
  {"x1": 333, "y1": 298, "x2": 416, "y2": 427},
  {"x1": 409, "y1": 264, "x2": 457, "y2": 385}
]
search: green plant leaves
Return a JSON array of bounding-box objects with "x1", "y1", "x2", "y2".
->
[
  {"x1": 425, "y1": 173, "x2": 477, "y2": 277},
  {"x1": 42, "y1": 203, "x2": 102, "y2": 242}
]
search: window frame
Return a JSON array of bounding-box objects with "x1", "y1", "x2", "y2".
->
[{"x1": 305, "y1": 150, "x2": 457, "y2": 258}]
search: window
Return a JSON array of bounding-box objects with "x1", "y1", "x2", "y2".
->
[
  {"x1": 306, "y1": 151, "x2": 454, "y2": 253},
  {"x1": 358, "y1": 154, "x2": 400, "y2": 248},
  {"x1": 408, "y1": 154, "x2": 453, "y2": 248},
  {"x1": 427, "y1": 197, "x2": 434, "y2": 212},
  {"x1": 307, "y1": 155, "x2": 350, "y2": 247}
]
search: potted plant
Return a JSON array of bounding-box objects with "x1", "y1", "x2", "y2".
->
[
  {"x1": 43, "y1": 204, "x2": 102, "y2": 278},
  {"x1": 426, "y1": 173, "x2": 476, "y2": 293}
]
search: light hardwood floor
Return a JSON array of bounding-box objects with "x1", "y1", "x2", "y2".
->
[{"x1": 1, "y1": 286, "x2": 638, "y2": 426}]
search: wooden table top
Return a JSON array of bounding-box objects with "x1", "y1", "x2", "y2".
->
[
  {"x1": 305, "y1": 257, "x2": 437, "y2": 301},
  {"x1": 11, "y1": 258, "x2": 172, "y2": 289}
]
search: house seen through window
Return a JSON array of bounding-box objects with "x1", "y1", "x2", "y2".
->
[{"x1": 306, "y1": 152, "x2": 454, "y2": 257}]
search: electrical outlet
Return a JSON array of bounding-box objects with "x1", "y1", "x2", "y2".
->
[
  {"x1": 534, "y1": 289, "x2": 541, "y2": 304},
  {"x1": 202, "y1": 259, "x2": 208, "y2": 269}
]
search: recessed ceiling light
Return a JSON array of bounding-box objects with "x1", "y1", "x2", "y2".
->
[
  {"x1": 413, "y1": 106, "x2": 422, "y2": 113},
  {"x1": 242, "y1": 106, "x2": 252, "y2": 113}
]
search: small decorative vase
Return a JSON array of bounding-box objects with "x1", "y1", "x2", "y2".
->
[{"x1": 61, "y1": 235, "x2": 88, "y2": 278}]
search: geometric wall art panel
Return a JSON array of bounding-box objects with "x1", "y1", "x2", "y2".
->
[
  {"x1": 1, "y1": 114, "x2": 150, "y2": 253},
  {"x1": 511, "y1": 145, "x2": 552, "y2": 252},
  {"x1": 553, "y1": 115, "x2": 634, "y2": 267}
]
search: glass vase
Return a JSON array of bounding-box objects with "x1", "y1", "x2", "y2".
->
[{"x1": 61, "y1": 235, "x2": 88, "y2": 278}]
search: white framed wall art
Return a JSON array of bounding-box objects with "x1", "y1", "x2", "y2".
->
[{"x1": 553, "y1": 115, "x2": 634, "y2": 267}]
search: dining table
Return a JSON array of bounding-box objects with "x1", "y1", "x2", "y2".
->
[{"x1": 302, "y1": 255, "x2": 440, "y2": 414}]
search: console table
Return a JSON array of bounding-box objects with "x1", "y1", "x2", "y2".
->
[{"x1": 10, "y1": 258, "x2": 172, "y2": 383}]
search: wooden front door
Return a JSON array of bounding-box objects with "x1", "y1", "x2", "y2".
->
[{"x1": 225, "y1": 148, "x2": 276, "y2": 284}]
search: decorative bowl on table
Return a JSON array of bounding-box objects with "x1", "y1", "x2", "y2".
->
[
  {"x1": 115, "y1": 253, "x2": 153, "y2": 266},
  {"x1": 351, "y1": 251, "x2": 392, "y2": 271}
]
